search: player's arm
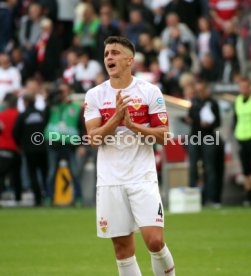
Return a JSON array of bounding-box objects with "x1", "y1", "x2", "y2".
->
[
  {"x1": 124, "y1": 86, "x2": 170, "y2": 145},
  {"x1": 124, "y1": 109, "x2": 169, "y2": 145},
  {"x1": 85, "y1": 115, "x2": 120, "y2": 147},
  {"x1": 85, "y1": 91, "x2": 130, "y2": 146}
]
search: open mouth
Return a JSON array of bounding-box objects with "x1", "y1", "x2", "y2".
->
[{"x1": 108, "y1": 63, "x2": 116, "y2": 69}]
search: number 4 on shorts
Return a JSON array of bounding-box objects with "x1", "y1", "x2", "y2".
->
[{"x1": 158, "y1": 203, "x2": 163, "y2": 218}]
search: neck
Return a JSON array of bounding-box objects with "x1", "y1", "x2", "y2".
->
[{"x1": 110, "y1": 75, "x2": 133, "y2": 89}]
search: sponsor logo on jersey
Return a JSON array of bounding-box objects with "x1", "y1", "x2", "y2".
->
[
  {"x1": 131, "y1": 97, "x2": 142, "y2": 110},
  {"x1": 156, "y1": 97, "x2": 164, "y2": 105},
  {"x1": 156, "y1": 218, "x2": 163, "y2": 223},
  {"x1": 99, "y1": 218, "x2": 108, "y2": 233},
  {"x1": 103, "y1": 101, "x2": 112, "y2": 106},
  {"x1": 157, "y1": 113, "x2": 168, "y2": 124},
  {"x1": 131, "y1": 111, "x2": 145, "y2": 117}
]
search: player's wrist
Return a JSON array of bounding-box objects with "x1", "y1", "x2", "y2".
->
[
  {"x1": 126, "y1": 121, "x2": 138, "y2": 132},
  {"x1": 113, "y1": 113, "x2": 123, "y2": 124}
]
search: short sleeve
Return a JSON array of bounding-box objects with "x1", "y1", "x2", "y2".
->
[
  {"x1": 84, "y1": 90, "x2": 101, "y2": 122},
  {"x1": 148, "y1": 86, "x2": 168, "y2": 127}
]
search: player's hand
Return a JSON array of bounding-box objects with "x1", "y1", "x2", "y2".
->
[
  {"x1": 115, "y1": 91, "x2": 131, "y2": 122},
  {"x1": 124, "y1": 108, "x2": 134, "y2": 129}
]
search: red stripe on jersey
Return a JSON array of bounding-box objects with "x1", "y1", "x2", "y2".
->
[
  {"x1": 209, "y1": 0, "x2": 239, "y2": 20},
  {"x1": 100, "y1": 108, "x2": 116, "y2": 125},
  {"x1": 150, "y1": 112, "x2": 168, "y2": 127},
  {"x1": 99, "y1": 105, "x2": 150, "y2": 126},
  {"x1": 128, "y1": 105, "x2": 149, "y2": 124}
]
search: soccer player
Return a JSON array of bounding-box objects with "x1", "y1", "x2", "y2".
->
[{"x1": 84, "y1": 36, "x2": 175, "y2": 276}]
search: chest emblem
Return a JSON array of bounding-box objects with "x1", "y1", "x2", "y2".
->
[{"x1": 131, "y1": 97, "x2": 143, "y2": 110}]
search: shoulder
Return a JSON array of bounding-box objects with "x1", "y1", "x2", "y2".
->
[
  {"x1": 85, "y1": 81, "x2": 108, "y2": 100},
  {"x1": 135, "y1": 77, "x2": 161, "y2": 93},
  {"x1": 134, "y1": 78, "x2": 163, "y2": 105}
]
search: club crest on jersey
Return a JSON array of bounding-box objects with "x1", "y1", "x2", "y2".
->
[
  {"x1": 131, "y1": 97, "x2": 142, "y2": 110},
  {"x1": 158, "y1": 113, "x2": 168, "y2": 124},
  {"x1": 99, "y1": 218, "x2": 108, "y2": 233}
]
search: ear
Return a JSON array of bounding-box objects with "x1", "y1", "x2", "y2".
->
[{"x1": 128, "y1": 57, "x2": 134, "y2": 66}]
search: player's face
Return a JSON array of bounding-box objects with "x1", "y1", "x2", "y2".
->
[{"x1": 104, "y1": 43, "x2": 133, "y2": 78}]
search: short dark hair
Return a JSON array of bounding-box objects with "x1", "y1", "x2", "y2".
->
[
  {"x1": 3, "y1": 93, "x2": 17, "y2": 108},
  {"x1": 104, "y1": 36, "x2": 135, "y2": 56}
]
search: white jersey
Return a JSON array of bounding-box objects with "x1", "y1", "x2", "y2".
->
[
  {"x1": 63, "y1": 65, "x2": 76, "y2": 85},
  {"x1": 75, "y1": 60, "x2": 102, "y2": 91},
  {"x1": 0, "y1": 66, "x2": 21, "y2": 102},
  {"x1": 84, "y1": 77, "x2": 168, "y2": 187},
  {"x1": 17, "y1": 94, "x2": 46, "y2": 113}
]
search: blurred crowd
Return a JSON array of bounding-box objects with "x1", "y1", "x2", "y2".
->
[
  {"x1": 1, "y1": 0, "x2": 251, "y2": 96},
  {"x1": 0, "y1": 0, "x2": 251, "y2": 207}
]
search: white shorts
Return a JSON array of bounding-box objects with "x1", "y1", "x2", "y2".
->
[{"x1": 96, "y1": 181, "x2": 164, "y2": 238}]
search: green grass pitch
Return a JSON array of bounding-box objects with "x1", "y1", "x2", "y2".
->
[{"x1": 0, "y1": 207, "x2": 251, "y2": 276}]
